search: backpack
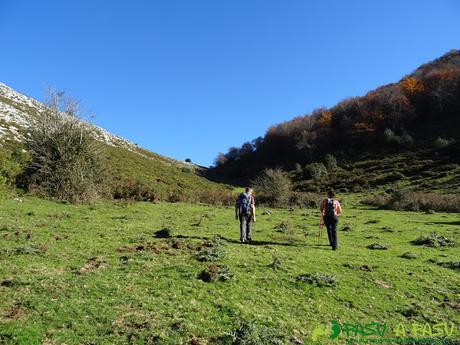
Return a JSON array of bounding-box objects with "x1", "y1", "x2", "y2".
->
[
  {"x1": 326, "y1": 198, "x2": 335, "y2": 217},
  {"x1": 237, "y1": 193, "x2": 252, "y2": 216}
]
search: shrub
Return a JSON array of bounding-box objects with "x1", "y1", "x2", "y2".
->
[
  {"x1": 304, "y1": 162, "x2": 328, "y2": 180},
  {"x1": 251, "y1": 168, "x2": 292, "y2": 207},
  {"x1": 323, "y1": 154, "x2": 337, "y2": 171},
  {"x1": 433, "y1": 137, "x2": 452, "y2": 149},
  {"x1": 288, "y1": 192, "x2": 321, "y2": 208},
  {"x1": 113, "y1": 179, "x2": 156, "y2": 201},
  {"x1": 22, "y1": 90, "x2": 106, "y2": 203}
]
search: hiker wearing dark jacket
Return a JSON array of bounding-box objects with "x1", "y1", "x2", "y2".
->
[
  {"x1": 320, "y1": 191, "x2": 342, "y2": 250},
  {"x1": 235, "y1": 187, "x2": 256, "y2": 243}
]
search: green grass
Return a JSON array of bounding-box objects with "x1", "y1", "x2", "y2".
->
[{"x1": 0, "y1": 195, "x2": 459, "y2": 344}]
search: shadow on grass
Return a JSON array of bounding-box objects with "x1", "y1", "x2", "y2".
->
[
  {"x1": 174, "y1": 234, "x2": 326, "y2": 248},
  {"x1": 431, "y1": 221, "x2": 460, "y2": 226}
]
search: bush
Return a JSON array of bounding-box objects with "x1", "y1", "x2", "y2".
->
[
  {"x1": 251, "y1": 168, "x2": 292, "y2": 207},
  {"x1": 323, "y1": 154, "x2": 337, "y2": 171},
  {"x1": 383, "y1": 128, "x2": 414, "y2": 148},
  {"x1": 433, "y1": 137, "x2": 452, "y2": 149},
  {"x1": 305, "y1": 162, "x2": 328, "y2": 180},
  {"x1": 288, "y1": 192, "x2": 321, "y2": 208},
  {"x1": 0, "y1": 147, "x2": 29, "y2": 187},
  {"x1": 22, "y1": 90, "x2": 106, "y2": 203},
  {"x1": 113, "y1": 179, "x2": 156, "y2": 201}
]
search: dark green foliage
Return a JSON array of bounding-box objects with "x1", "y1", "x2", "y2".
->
[
  {"x1": 304, "y1": 162, "x2": 327, "y2": 180},
  {"x1": 433, "y1": 137, "x2": 453, "y2": 149},
  {"x1": 323, "y1": 153, "x2": 337, "y2": 171},
  {"x1": 296, "y1": 273, "x2": 338, "y2": 287},
  {"x1": 411, "y1": 233, "x2": 455, "y2": 247}
]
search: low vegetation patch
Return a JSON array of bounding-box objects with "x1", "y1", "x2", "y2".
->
[
  {"x1": 194, "y1": 235, "x2": 225, "y2": 262},
  {"x1": 436, "y1": 261, "x2": 460, "y2": 271},
  {"x1": 400, "y1": 252, "x2": 418, "y2": 259},
  {"x1": 221, "y1": 321, "x2": 284, "y2": 345},
  {"x1": 367, "y1": 243, "x2": 388, "y2": 250},
  {"x1": 411, "y1": 233, "x2": 455, "y2": 247},
  {"x1": 198, "y1": 264, "x2": 234, "y2": 282},
  {"x1": 362, "y1": 189, "x2": 460, "y2": 212},
  {"x1": 295, "y1": 273, "x2": 338, "y2": 287}
]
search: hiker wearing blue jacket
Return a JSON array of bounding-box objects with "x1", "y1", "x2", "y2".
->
[{"x1": 235, "y1": 187, "x2": 256, "y2": 243}]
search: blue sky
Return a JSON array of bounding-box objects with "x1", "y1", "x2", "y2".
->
[{"x1": 1, "y1": 1, "x2": 459, "y2": 166}]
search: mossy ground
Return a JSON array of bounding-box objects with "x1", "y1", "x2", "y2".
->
[{"x1": 0, "y1": 195, "x2": 458, "y2": 344}]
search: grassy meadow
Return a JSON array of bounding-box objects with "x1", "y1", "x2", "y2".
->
[{"x1": 0, "y1": 195, "x2": 459, "y2": 344}]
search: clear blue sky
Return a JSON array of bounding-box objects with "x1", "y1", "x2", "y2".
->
[{"x1": 1, "y1": 1, "x2": 459, "y2": 166}]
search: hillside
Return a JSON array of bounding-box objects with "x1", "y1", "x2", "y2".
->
[
  {"x1": 0, "y1": 83, "x2": 232, "y2": 202},
  {"x1": 212, "y1": 50, "x2": 460, "y2": 194}
]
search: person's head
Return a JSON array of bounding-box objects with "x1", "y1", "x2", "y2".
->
[
  {"x1": 245, "y1": 187, "x2": 253, "y2": 195},
  {"x1": 327, "y1": 190, "x2": 336, "y2": 199}
]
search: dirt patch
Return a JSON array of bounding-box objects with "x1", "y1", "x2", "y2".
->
[
  {"x1": 374, "y1": 280, "x2": 392, "y2": 289},
  {"x1": 116, "y1": 242, "x2": 171, "y2": 254},
  {"x1": 2, "y1": 302, "x2": 27, "y2": 320}
]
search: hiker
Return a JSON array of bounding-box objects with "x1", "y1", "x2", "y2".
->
[
  {"x1": 320, "y1": 191, "x2": 342, "y2": 250},
  {"x1": 235, "y1": 187, "x2": 256, "y2": 243}
]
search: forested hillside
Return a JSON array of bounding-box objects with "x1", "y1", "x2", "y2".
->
[{"x1": 212, "y1": 50, "x2": 460, "y2": 193}]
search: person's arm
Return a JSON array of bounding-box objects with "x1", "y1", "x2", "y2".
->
[
  {"x1": 251, "y1": 204, "x2": 256, "y2": 222},
  {"x1": 336, "y1": 201, "x2": 343, "y2": 216},
  {"x1": 235, "y1": 203, "x2": 239, "y2": 220}
]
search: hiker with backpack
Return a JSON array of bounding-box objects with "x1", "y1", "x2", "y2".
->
[
  {"x1": 320, "y1": 191, "x2": 342, "y2": 250},
  {"x1": 235, "y1": 187, "x2": 256, "y2": 243}
]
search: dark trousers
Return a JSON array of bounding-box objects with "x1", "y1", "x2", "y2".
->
[
  {"x1": 324, "y1": 215, "x2": 338, "y2": 250},
  {"x1": 239, "y1": 214, "x2": 252, "y2": 241}
]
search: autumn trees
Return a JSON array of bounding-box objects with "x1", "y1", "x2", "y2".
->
[{"x1": 213, "y1": 50, "x2": 460, "y2": 182}]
